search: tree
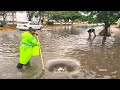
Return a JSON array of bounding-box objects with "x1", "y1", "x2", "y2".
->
[
  {"x1": 26, "y1": 11, "x2": 36, "y2": 21},
  {"x1": 11, "y1": 11, "x2": 17, "y2": 25},
  {"x1": 49, "y1": 11, "x2": 81, "y2": 24},
  {"x1": 82, "y1": 11, "x2": 120, "y2": 36},
  {"x1": 0, "y1": 11, "x2": 8, "y2": 21},
  {"x1": 68, "y1": 11, "x2": 82, "y2": 24},
  {"x1": 34, "y1": 11, "x2": 47, "y2": 24}
]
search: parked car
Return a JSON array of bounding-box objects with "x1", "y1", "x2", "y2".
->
[{"x1": 16, "y1": 21, "x2": 43, "y2": 30}]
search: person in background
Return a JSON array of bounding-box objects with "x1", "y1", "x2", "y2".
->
[{"x1": 87, "y1": 29, "x2": 96, "y2": 36}]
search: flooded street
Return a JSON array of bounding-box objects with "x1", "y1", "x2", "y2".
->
[{"x1": 0, "y1": 25, "x2": 120, "y2": 79}]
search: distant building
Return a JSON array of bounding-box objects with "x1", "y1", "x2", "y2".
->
[{"x1": 16, "y1": 12, "x2": 28, "y2": 22}]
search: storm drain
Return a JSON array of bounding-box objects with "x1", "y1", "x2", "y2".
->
[{"x1": 45, "y1": 59, "x2": 80, "y2": 73}]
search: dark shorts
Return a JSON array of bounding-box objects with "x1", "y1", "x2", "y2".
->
[{"x1": 87, "y1": 29, "x2": 95, "y2": 33}]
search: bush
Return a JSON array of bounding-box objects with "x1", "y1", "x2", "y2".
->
[{"x1": 74, "y1": 19, "x2": 80, "y2": 22}]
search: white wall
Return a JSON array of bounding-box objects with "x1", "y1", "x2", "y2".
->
[{"x1": 16, "y1": 12, "x2": 28, "y2": 22}]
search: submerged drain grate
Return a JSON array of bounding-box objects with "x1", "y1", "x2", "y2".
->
[
  {"x1": 45, "y1": 59, "x2": 80, "y2": 73},
  {"x1": 49, "y1": 63, "x2": 75, "y2": 72}
]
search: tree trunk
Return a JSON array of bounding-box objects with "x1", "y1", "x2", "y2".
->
[
  {"x1": 3, "y1": 17, "x2": 5, "y2": 21},
  {"x1": 102, "y1": 36, "x2": 106, "y2": 48},
  {"x1": 12, "y1": 12, "x2": 14, "y2": 25},
  {"x1": 3, "y1": 15, "x2": 7, "y2": 21},
  {"x1": 41, "y1": 18, "x2": 43, "y2": 25},
  {"x1": 104, "y1": 23, "x2": 108, "y2": 36},
  {"x1": 71, "y1": 21, "x2": 73, "y2": 24},
  {"x1": 27, "y1": 11, "x2": 32, "y2": 21},
  {"x1": 117, "y1": 23, "x2": 120, "y2": 28},
  {"x1": 64, "y1": 20, "x2": 67, "y2": 25},
  {"x1": 99, "y1": 22, "x2": 111, "y2": 36},
  {"x1": 38, "y1": 15, "x2": 41, "y2": 25},
  {"x1": 28, "y1": 15, "x2": 32, "y2": 21},
  {"x1": 70, "y1": 20, "x2": 73, "y2": 24}
]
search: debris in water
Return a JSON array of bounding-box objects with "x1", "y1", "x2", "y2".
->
[
  {"x1": 53, "y1": 66, "x2": 67, "y2": 73},
  {"x1": 99, "y1": 69, "x2": 107, "y2": 71},
  {"x1": 57, "y1": 67, "x2": 65, "y2": 72}
]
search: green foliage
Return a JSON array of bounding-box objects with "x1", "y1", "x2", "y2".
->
[
  {"x1": 82, "y1": 11, "x2": 120, "y2": 25},
  {"x1": 74, "y1": 19, "x2": 80, "y2": 22},
  {"x1": 81, "y1": 11, "x2": 120, "y2": 36},
  {"x1": 49, "y1": 11, "x2": 82, "y2": 22},
  {"x1": 34, "y1": 11, "x2": 46, "y2": 18},
  {"x1": 26, "y1": 11, "x2": 36, "y2": 21}
]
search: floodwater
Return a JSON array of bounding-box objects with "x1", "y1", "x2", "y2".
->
[{"x1": 0, "y1": 25, "x2": 120, "y2": 79}]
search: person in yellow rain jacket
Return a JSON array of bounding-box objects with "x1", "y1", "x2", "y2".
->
[{"x1": 17, "y1": 28, "x2": 40, "y2": 69}]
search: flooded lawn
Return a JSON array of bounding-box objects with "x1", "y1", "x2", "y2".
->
[{"x1": 0, "y1": 25, "x2": 120, "y2": 79}]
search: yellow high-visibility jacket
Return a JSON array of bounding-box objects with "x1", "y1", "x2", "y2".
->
[{"x1": 19, "y1": 31, "x2": 40, "y2": 64}]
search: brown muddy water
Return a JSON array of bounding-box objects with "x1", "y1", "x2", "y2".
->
[{"x1": 0, "y1": 25, "x2": 120, "y2": 79}]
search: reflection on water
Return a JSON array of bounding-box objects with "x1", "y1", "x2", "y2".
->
[
  {"x1": 87, "y1": 35, "x2": 96, "y2": 47},
  {"x1": 0, "y1": 25, "x2": 120, "y2": 79}
]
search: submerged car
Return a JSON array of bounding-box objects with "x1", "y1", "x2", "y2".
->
[{"x1": 16, "y1": 21, "x2": 43, "y2": 30}]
